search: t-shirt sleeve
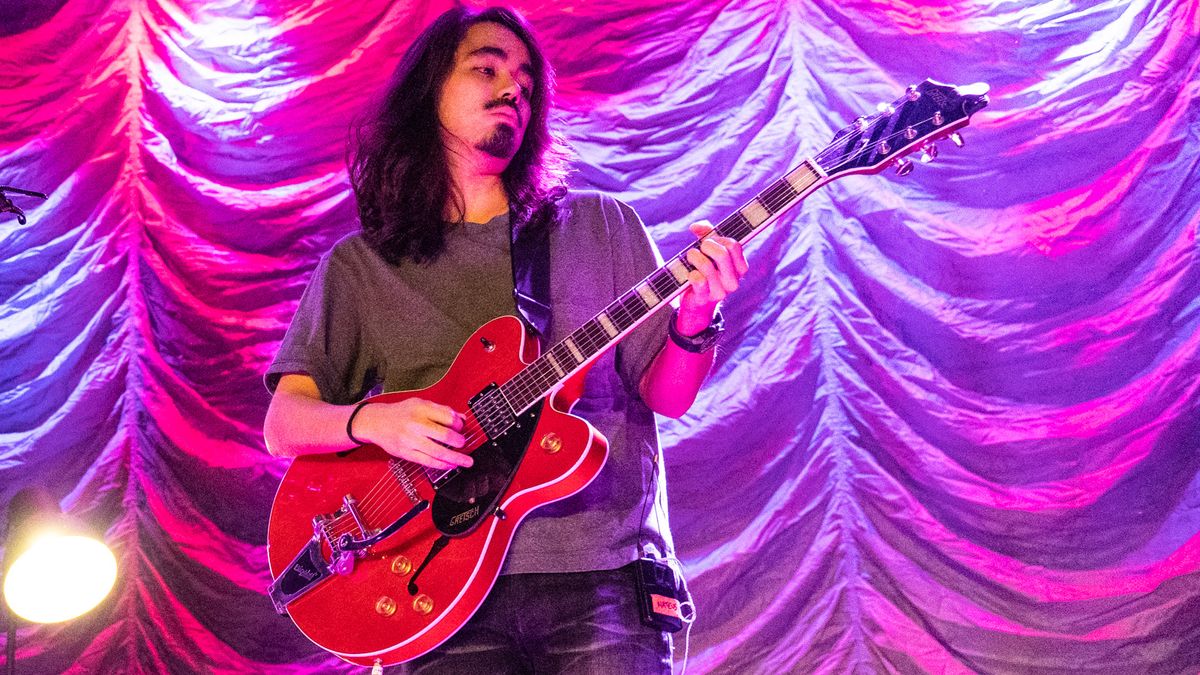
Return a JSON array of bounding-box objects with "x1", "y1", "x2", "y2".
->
[
  {"x1": 604, "y1": 196, "x2": 671, "y2": 397},
  {"x1": 264, "y1": 247, "x2": 377, "y2": 405}
]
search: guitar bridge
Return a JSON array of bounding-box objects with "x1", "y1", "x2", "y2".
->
[
  {"x1": 267, "y1": 535, "x2": 338, "y2": 615},
  {"x1": 267, "y1": 500, "x2": 430, "y2": 614}
]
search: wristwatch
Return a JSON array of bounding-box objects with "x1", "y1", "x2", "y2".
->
[{"x1": 668, "y1": 307, "x2": 725, "y2": 353}]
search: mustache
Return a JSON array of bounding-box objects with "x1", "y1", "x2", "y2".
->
[{"x1": 484, "y1": 97, "x2": 522, "y2": 125}]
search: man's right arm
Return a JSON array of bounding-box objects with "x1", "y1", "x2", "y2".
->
[{"x1": 264, "y1": 374, "x2": 474, "y2": 470}]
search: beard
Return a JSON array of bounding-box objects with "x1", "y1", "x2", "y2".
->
[{"x1": 475, "y1": 123, "x2": 517, "y2": 159}]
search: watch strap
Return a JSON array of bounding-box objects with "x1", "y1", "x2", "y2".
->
[{"x1": 668, "y1": 307, "x2": 725, "y2": 353}]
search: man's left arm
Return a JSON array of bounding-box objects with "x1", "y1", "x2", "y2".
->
[{"x1": 639, "y1": 223, "x2": 748, "y2": 418}]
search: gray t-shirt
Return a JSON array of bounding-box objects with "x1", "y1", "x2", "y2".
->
[{"x1": 266, "y1": 191, "x2": 675, "y2": 574}]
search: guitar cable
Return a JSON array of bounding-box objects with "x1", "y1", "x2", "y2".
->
[{"x1": 637, "y1": 442, "x2": 697, "y2": 675}]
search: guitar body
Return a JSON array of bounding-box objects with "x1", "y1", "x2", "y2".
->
[
  {"x1": 266, "y1": 78, "x2": 990, "y2": 666},
  {"x1": 267, "y1": 316, "x2": 607, "y2": 666}
]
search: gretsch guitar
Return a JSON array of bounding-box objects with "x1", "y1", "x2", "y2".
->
[{"x1": 267, "y1": 79, "x2": 989, "y2": 667}]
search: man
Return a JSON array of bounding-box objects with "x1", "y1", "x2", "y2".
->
[{"x1": 263, "y1": 6, "x2": 747, "y2": 673}]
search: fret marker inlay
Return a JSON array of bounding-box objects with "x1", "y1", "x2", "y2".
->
[
  {"x1": 787, "y1": 162, "x2": 817, "y2": 191},
  {"x1": 597, "y1": 314, "x2": 618, "y2": 337},
  {"x1": 667, "y1": 259, "x2": 690, "y2": 284},
  {"x1": 740, "y1": 199, "x2": 771, "y2": 226},
  {"x1": 564, "y1": 339, "x2": 583, "y2": 363},
  {"x1": 545, "y1": 353, "x2": 566, "y2": 377},
  {"x1": 636, "y1": 285, "x2": 659, "y2": 307}
]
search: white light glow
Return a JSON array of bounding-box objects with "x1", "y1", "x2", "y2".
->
[{"x1": 4, "y1": 534, "x2": 117, "y2": 624}]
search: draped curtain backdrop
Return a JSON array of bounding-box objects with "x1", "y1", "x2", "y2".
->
[{"x1": 2, "y1": 0, "x2": 1198, "y2": 672}]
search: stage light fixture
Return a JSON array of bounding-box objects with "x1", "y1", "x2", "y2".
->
[{"x1": 2, "y1": 488, "x2": 117, "y2": 622}]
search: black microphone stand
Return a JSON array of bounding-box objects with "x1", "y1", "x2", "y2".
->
[{"x1": 0, "y1": 186, "x2": 48, "y2": 225}]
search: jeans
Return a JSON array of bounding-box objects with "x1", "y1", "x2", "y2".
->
[{"x1": 401, "y1": 563, "x2": 673, "y2": 674}]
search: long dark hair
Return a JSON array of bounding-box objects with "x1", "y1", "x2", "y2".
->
[{"x1": 350, "y1": 6, "x2": 570, "y2": 265}]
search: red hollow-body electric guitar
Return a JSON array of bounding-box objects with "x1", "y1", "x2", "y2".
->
[{"x1": 267, "y1": 79, "x2": 989, "y2": 667}]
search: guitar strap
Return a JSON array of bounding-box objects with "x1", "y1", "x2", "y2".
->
[{"x1": 509, "y1": 207, "x2": 552, "y2": 340}]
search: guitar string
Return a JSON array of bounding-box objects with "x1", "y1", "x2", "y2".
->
[
  {"x1": 328, "y1": 383, "x2": 543, "y2": 538},
  {"x1": 326, "y1": 162, "x2": 827, "y2": 535},
  {"x1": 327, "y1": 409, "x2": 500, "y2": 539},
  {"x1": 318, "y1": 113, "x2": 944, "y2": 540},
  {"x1": 325, "y1": 164, "x2": 826, "y2": 537},
  {"x1": 487, "y1": 110, "x2": 934, "y2": 411},
  {"x1": 324, "y1": 415, "x2": 483, "y2": 540},
  {"x1": 320, "y1": 171, "x2": 814, "y2": 541},
  {"x1": 501, "y1": 111, "x2": 944, "y2": 412}
]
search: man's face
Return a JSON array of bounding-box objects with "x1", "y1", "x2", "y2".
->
[{"x1": 438, "y1": 22, "x2": 535, "y2": 164}]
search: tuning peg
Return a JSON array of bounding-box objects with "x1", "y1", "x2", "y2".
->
[
  {"x1": 894, "y1": 158, "x2": 914, "y2": 176},
  {"x1": 920, "y1": 142, "x2": 938, "y2": 163},
  {"x1": 876, "y1": 102, "x2": 895, "y2": 115},
  {"x1": 932, "y1": 111, "x2": 944, "y2": 126},
  {"x1": 906, "y1": 85, "x2": 921, "y2": 101},
  {"x1": 949, "y1": 132, "x2": 965, "y2": 147}
]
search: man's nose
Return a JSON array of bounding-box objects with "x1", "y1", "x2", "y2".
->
[{"x1": 495, "y1": 72, "x2": 521, "y2": 101}]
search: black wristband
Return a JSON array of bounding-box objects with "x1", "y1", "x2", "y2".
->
[
  {"x1": 346, "y1": 400, "x2": 371, "y2": 446},
  {"x1": 667, "y1": 307, "x2": 725, "y2": 353}
]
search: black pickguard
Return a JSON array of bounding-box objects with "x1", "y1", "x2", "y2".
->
[{"x1": 430, "y1": 400, "x2": 544, "y2": 537}]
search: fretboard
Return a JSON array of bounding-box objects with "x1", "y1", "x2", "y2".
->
[{"x1": 500, "y1": 158, "x2": 828, "y2": 414}]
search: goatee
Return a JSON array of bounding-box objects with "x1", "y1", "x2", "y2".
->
[{"x1": 476, "y1": 124, "x2": 517, "y2": 159}]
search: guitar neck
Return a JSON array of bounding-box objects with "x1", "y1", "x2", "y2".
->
[{"x1": 501, "y1": 159, "x2": 828, "y2": 414}]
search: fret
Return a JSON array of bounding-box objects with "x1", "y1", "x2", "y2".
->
[
  {"x1": 617, "y1": 292, "x2": 647, "y2": 321},
  {"x1": 549, "y1": 343, "x2": 578, "y2": 372},
  {"x1": 766, "y1": 176, "x2": 799, "y2": 205},
  {"x1": 649, "y1": 269, "x2": 681, "y2": 295},
  {"x1": 607, "y1": 300, "x2": 636, "y2": 331},
  {"x1": 755, "y1": 183, "x2": 792, "y2": 219},
  {"x1": 528, "y1": 357, "x2": 554, "y2": 389},
  {"x1": 569, "y1": 323, "x2": 602, "y2": 362},
  {"x1": 718, "y1": 212, "x2": 754, "y2": 241}
]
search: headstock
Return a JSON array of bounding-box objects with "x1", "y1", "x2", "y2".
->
[{"x1": 814, "y1": 79, "x2": 989, "y2": 179}]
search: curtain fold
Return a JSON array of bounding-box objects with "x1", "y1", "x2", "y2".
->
[{"x1": 1, "y1": 0, "x2": 1197, "y2": 672}]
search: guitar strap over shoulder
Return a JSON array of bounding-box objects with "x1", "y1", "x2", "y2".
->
[{"x1": 509, "y1": 206, "x2": 553, "y2": 340}]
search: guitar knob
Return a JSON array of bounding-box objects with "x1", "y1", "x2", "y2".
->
[
  {"x1": 949, "y1": 132, "x2": 965, "y2": 147},
  {"x1": 375, "y1": 596, "x2": 397, "y2": 617},
  {"x1": 920, "y1": 143, "x2": 938, "y2": 163},
  {"x1": 894, "y1": 158, "x2": 914, "y2": 176},
  {"x1": 412, "y1": 594, "x2": 434, "y2": 615}
]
